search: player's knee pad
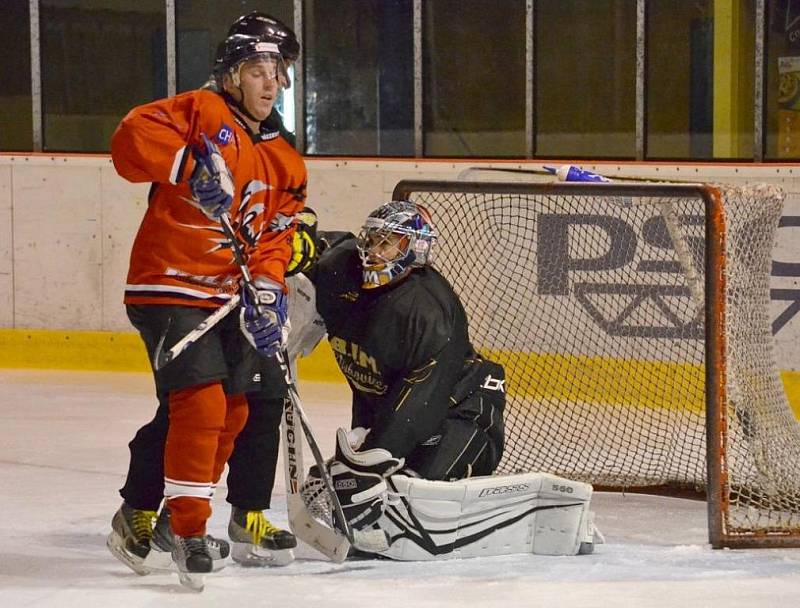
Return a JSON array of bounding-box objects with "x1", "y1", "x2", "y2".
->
[{"x1": 408, "y1": 420, "x2": 496, "y2": 481}]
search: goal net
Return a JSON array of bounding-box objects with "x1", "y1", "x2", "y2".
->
[{"x1": 391, "y1": 179, "x2": 800, "y2": 548}]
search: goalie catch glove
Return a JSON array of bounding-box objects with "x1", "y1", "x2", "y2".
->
[
  {"x1": 329, "y1": 428, "x2": 404, "y2": 531},
  {"x1": 188, "y1": 133, "x2": 235, "y2": 220},
  {"x1": 239, "y1": 278, "x2": 290, "y2": 358}
]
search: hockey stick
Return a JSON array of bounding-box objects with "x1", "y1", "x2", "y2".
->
[
  {"x1": 218, "y1": 212, "x2": 388, "y2": 559},
  {"x1": 152, "y1": 295, "x2": 240, "y2": 371},
  {"x1": 277, "y1": 348, "x2": 390, "y2": 558},
  {"x1": 278, "y1": 355, "x2": 351, "y2": 562},
  {"x1": 457, "y1": 164, "x2": 702, "y2": 184},
  {"x1": 278, "y1": 371, "x2": 390, "y2": 558}
]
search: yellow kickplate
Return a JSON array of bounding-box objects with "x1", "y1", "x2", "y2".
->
[
  {"x1": 0, "y1": 328, "x2": 345, "y2": 382},
  {"x1": 1, "y1": 329, "x2": 797, "y2": 418},
  {"x1": 0, "y1": 329, "x2": 151, "y2": 372}
]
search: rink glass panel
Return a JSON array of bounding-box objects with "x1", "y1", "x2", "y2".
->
[{"x1": 39, "y1": 0, "x2": 166, "y2": 152}]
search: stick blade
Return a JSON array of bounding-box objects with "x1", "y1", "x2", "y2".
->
[{"x1": 287, "y1": 495, "x2": 351, "y2": 563}]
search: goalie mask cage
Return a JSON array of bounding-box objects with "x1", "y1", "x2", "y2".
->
[{"x1": 391, "y1": 179, "x2": 800, "y2": 549}]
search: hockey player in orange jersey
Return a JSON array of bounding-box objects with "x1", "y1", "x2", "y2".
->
[
  {"x1": 107, "y1": 32, "x2": 301, "y2": 591},
  {"x1": 111, "y1": 14, "x2": 311, "y2": 573}
]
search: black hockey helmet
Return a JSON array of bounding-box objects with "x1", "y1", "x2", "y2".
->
[
  {"x1": 228, "y1": 12, "x2": 300, "y2": 62},
  {"x1": 215, "y1": 33, "x2": 289, "y2": 88}
]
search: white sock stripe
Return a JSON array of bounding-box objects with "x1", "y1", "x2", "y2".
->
[
  {"x1": 165, "y1": 492, "x2": 213, "y2": 501},
  {"x1": 164, "y1": 476, "x2": 213, "y2": 487},
  {"x1": 164, "y1": 478, "x2": 215, "y2": 499}
]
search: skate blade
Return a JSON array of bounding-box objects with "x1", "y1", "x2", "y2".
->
[
  {"x1": 177, "y1": 571, "x2": 205, "y2": 592},
  {"x1": 106, "y1": 532, "x2": 152, "y2": 576},
  {"x1": 142, "y1": 548, "x2": 174, "y2": 572},
  {"x1": 232, "y1": 542, "x2": 295, "y2": 567},
  {"x1": 142, "y1": 549, "x2": 227, "y2": 573}
]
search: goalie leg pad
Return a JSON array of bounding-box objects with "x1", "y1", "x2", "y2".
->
[{"x1": 374, "y1": 472, "x2": 600, "y2": 561}]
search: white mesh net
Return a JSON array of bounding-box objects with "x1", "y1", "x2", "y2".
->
[{"x1": 396, "y1": 180, "x2": 800, "y2": 546}]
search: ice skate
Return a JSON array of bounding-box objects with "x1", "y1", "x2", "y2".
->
[
  {"x1": 147, "y1": 506, "x2": 230, "y2": 572},
  {"x1": 172, "y1": 535, "x2": 213, "y2": 592},
  {"x1": 228, "y1": 507, "x2": 296, "y2": 566},
  {"x1": 106, "y1": 502, "x2": 157, "y2": 575}
]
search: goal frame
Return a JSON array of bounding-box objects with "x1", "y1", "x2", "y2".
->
[{"x1": 392, "y1": 179, "x2": 796, "y2": 549}]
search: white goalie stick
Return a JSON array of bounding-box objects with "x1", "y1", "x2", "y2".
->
[
  {"x1": 278, "y1": 358, "x2": 351, "y2": 562},
  {"x1": 278, "y1": 372, "x2": 391, "y2": 560}
]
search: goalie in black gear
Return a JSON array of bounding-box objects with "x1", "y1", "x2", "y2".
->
[
  {"x1": 309, "y1": 201, "x2": 507, "y2": 532},
  {"x1": 296, "y1": 203, "x2": 599, "y2": 560}
]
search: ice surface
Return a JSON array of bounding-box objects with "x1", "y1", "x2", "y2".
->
[{"x1": 2, "y1": 369, "x2": 800, "y2": 607}]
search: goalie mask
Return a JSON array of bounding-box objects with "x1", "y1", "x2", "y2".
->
[{"x1": 356, "y1": 201, "x2": 438, "y2": 289}]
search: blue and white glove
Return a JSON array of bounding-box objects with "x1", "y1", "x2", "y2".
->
[
  {"x1": 188, "y1": 134, "x2": 235, "y2": 220},
  {"x1": 239, "y1": 278, "x2": 290, "y2": 358}
]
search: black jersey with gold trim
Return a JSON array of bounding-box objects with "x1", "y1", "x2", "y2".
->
[{"x1": 314, "y1": 237, "x2": 474, "y2": 457}]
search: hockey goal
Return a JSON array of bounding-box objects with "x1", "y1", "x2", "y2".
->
[{"x1": 391, "y1": 178, "x2": 800, "y2": 549}]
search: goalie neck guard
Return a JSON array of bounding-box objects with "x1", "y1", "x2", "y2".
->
[{"x1": 356, "y1": 201, "x2": 438, "y2": 289}]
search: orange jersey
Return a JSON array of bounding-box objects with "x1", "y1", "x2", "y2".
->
[
  {"x1": 111, "y1": 90, "x2": 303, "y2": 308},
  {"x1": 249, "y1": 131, "x2": 308, "y2": 274}
]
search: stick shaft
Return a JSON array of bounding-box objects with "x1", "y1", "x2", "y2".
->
[
  {"x1": 219, "y1": 211, "x2": 355, "y2": 545},
  {"x1": 153, "y1": 295, "x2": 240, "y2": 370}
]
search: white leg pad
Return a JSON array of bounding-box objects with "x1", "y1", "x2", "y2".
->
[{"x1": 375, "y1": 472, "x2": 600, "y2": 560}]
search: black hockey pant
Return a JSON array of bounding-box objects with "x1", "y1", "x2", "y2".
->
[{"x1": 404, "y1": 356, "x2": 506, "y2": 481}]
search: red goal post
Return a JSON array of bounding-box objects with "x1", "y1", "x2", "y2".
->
[{"x1": 391, "y1": 179, "x2": 799, "y2": 549}]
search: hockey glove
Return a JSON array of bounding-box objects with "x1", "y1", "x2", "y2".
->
[
  {"x1": 329, "y1": 427, "x2": 404, "y2": 530},
  {"x1": 239, "y1": 278, "x2": 290, "y2": 358},
  {"x1": 188, "y1": 133, "x2": 235, "y2": 220},
  {"x1": 286, "y1": 208, "x2": 319, "y2": 277}
]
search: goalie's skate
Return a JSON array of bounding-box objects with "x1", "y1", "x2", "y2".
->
[
  {"x1": 106, "y1": 502, "x2": 157, "y2": 576},
  {"x1": 228, "y1": 508, "x2": 296, "y2": 566},
  {"x1": 146, "y1": 506, "x2": 230, "y2": 572},
  {"x1": 172, "y1": 535, "x2": 212, "y2": 592}
]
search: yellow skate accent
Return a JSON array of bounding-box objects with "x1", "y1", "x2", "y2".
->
[
  {"x1": 244, "y1": 511, "x2": 281, "y2": 546},
  {"x1": 131, "y1": 510, "x2": 158, "y2": 541}
]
